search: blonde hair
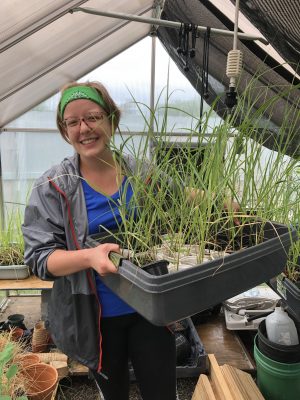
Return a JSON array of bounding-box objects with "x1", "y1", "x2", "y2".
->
[{"x1": 56, "y1": 81, "x2": 121, "y2": 143}]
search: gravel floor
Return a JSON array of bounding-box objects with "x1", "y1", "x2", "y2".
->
[{"x1": 56, "y1": 376, "x2": 198, "y2": 399}]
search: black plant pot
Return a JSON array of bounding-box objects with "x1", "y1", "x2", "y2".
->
[
  {"x1": 257, "y1": 319, "x2": 300, "y2": 363},
  {"x1": 142, "y1": 260, "x2": 169, "y2": 276},
  {"x1": 7, "y1": 314, "x2": 27, "y2": 330}
]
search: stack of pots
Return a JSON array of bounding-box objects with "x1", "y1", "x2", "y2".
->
[
  {"x1": 32, "y1": 321, "x2": 49, "y2": 353},
  {"x1": 254, "y1": 313, "x2": 300, "y2": 400},
  {"x1": 15, "y1": 353, "x2": 58, "y2": 400}
]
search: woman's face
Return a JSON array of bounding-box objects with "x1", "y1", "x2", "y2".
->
[{"x1": 63, "y1": 99, "x2": 113, "y2": 161}]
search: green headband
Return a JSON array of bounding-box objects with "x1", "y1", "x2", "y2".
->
[{"x1": 59, "y1": 86, "x2": 107, "y2": 117}]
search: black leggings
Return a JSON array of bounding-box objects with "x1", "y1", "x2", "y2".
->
[{"x1": 92, "y1": 313, "x2": 176, "y2": 400}]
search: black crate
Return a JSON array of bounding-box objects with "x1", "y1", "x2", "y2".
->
[
  {"x1": 269, "y1": 275, "x2": 300, "y2": 323},
  {"x1": 283, "y1": 278, "x2": 300, "y2": 322},
  {"x1": 175, "y1": 317, "x2": 207, "y2": 378},
  {"x1": 129, "y1": 317, "x2": 207, "y2": 381}
]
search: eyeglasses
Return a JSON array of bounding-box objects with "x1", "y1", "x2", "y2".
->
[{"x1": 63, "y1": 112, "x2": 106, "y2": 130}]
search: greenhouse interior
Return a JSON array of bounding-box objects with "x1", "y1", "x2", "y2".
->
[{"x1": 0, "y1": 1, "x2": 299, "y2": 399}]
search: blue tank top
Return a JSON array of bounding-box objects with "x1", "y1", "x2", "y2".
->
[{"x1": 82, "y1": 177, "x2": 136, "y2": 317}]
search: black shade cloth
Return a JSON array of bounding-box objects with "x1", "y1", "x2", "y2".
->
[
  {"x1": 157, "y1": 0, "x2": 300, "y2": 158},
  {"x1": 233, "y1": 0, "x2": 300, "y2": 71}
]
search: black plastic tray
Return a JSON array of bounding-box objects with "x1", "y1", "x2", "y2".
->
[
  {"x1": 283, "y1": 278, "x2": 300, "y2": 321},
  {"x1": 129, "y1": 317, "x2": 207, "y2": 381},
  {"x1": 270, "y1": 275, "x2": 300, "y2": 322},
  {"x1": 86, "y1": 221, "x2": 297, "y2": 326}
]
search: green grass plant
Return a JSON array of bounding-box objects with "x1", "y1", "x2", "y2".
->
[
  {"x1": 105, "y1": 78, "x2": 300, "y2": 272},
  {"x1": 0, "y1": 334, "x2": 27, "y2": 399},
  {"x1": 0, "y1": 210, "x2": 24, "y2": 266}
]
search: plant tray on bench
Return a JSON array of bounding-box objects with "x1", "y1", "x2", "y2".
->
[
  {"x1": 0, "y1": 265, "x2": 30, "y2": 280},
  {"x1": 86, "y1": 221, "x2": 297, "y2": 326}
]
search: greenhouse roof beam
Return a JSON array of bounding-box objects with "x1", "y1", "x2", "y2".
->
[{"x1": 72, "y1": 6, "x2": 268, "y2": 45}]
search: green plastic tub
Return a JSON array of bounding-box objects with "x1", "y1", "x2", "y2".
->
[{"x1": 254, "y1": 335, "x2": 300, "y2": 400}]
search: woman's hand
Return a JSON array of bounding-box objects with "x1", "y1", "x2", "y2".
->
[
  {"x1": 88, "y1": 243, "x2": 121, "y2": 276},
  {"x1": 223, "y1": 199, "x2": 241, "y2": 225},
  {"x1": 185, "y1": 187, "x2": 241, "y2": 225}
]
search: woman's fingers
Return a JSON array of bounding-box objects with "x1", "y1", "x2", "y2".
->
[{"x1": 90, "y1": 243, "x2": 121, "y2": 275}]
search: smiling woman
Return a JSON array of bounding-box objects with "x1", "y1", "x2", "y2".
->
[
  {"x1": 22, "y1": 80, "x2": 177, "y2": 400},
  {"x1": 62, "y1": 99, "x2": 113, "y2": 167},
  {"x1": 56, "y1": 82, "x2": 121, "y2": 143}
]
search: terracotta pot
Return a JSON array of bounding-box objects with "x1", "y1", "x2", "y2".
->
[
  {"x1": 32, "y1": 322, "x2": 49, "y2": 352},
  {"x1": 34, "y1": 321, "x2": 45, "y2": 330},
  {"x1": 11, "y1": 327, "x2": 24, "y2": 342},
  {"x1": 22, "y1": 363, "x2": 58, "y2": 400},
  {"x1": 15, "y1": 353, "x2": 41, "y2": 369}
]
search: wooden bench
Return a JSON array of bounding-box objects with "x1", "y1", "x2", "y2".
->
[{"x1": 0, "y1": 275, "x2": 53, "y2": 291}]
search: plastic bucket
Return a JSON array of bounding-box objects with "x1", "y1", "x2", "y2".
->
[
  {"x1": 254, "y1": 335, "x2": 300, "y2": 400},
  {"x1": 257, "y1": 319, "x2": 300, "y2": 363}
]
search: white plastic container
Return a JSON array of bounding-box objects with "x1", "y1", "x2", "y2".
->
[{"x1": 265, "y1": 306, "x2": 299, "y2": 346}]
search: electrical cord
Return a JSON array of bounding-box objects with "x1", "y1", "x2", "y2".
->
[{"x1": 199, "y1": 27, "x2": 211, "y2": 132}]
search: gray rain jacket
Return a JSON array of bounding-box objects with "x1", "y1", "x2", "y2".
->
[{"x1": 22, "y1": 153, "x2": 150, "y2": 372}]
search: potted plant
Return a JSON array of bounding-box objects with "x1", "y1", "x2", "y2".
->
[
  {"x1": 0, "y1": 210, "x2": 30, "y2": 280},
  {"x1": 86, "y1": 112, "x2": 297, "y2": 325},
  {"x1": 266, "y1": 165, "x2": 300, "y2": 320},
  {"x1": 86, "y1": 83, "x2": 300, "y2": 325}
]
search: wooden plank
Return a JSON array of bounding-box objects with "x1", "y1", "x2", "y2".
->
[
  {"x1": 221, "y1": 364, "x2": 265, "y2": 400},
  {"x1": 36, "y1": 352, "x2": 68, "y2": 363},
  {"x1": 221, "y1": 364, "x2": 248, "y2": 400},
  {"x1": 208, "y1": 354, "x2": 234, "y2": 400},
  {"x1": 196, "y1": 315, "x2": 255, "y2": 371},
  {"x1": 69, "y1": 360, "x2": 89, "y2": 376},
  {"x1": 0, "y1": 275, "x2": 53, "y2": 290},
  {"x1": 50, "y1": 360, "x2": 69, "y2": 380},
  {"x1": 191, "y1": 355, "x2": 265, "y2": 400},
  {"x1": 192, "y1": 374, "x2": 217, "y2": 400},
  {"x1": 236, "y1": 368, "x2": 265, "y2": 400}
]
